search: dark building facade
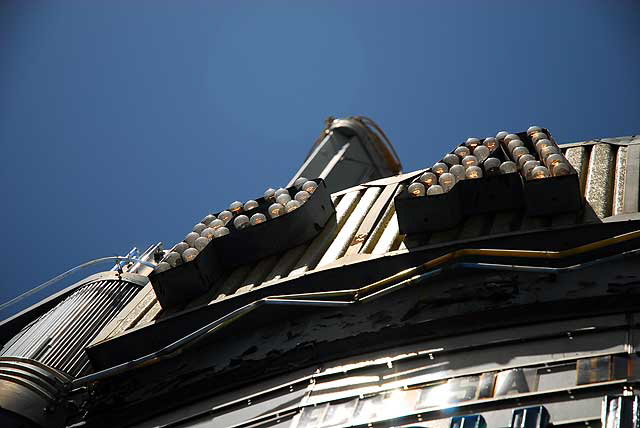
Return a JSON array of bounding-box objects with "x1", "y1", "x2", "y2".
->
[{"x1": 1, "y1": 118, "x2": 639, "y2": 428}]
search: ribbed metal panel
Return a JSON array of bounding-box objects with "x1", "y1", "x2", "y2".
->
[
  {"x1": 124, "y1": 136, "x2": 639, "y2": 330},
  {"x1": 1, "y1": 277, "x2": 139, "y2": 377}
]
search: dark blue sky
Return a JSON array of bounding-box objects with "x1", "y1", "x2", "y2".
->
[{"x1": 1, "y1": 0, "x2": 639, "y2": 318}]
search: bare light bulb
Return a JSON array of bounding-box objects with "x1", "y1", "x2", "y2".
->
[
  {"x1": 483, "y1": 137, "x2": 498, "y2": 151},
  {"x1": 264, "y1": 188, "x2": 276, "y2": 202},
  {"x1": 185, "y1": 232, "x2": 199, "y2": 247},
  {"x1": 540, "y1": 145, "x2": 560, "y2": 162},
  {"x1": 499, "y1": 161, "x2": 518, "y2": 174},
  {"x1": 193, "y1": 223, "x2": 206, "y2": 234},
  {"x1": 535, "y1": 138, "x2": 552, "y2": 153},
  {"x1": 507, "y1": 139, "x2": 524, "y2": 153},
  {"x1": 213, "y1": 227, "x2": 230, "y2": 238},
  {"x1": 201, "y1": 227, "x2": 216, "y2": 240},
  {"x1": 504, "y1": 134, "x2": 520, "y2": 144},
  {"x1": 302, "y1": 181, "x2": 318, "y2": 194},
  {"x1": 210, "y1": 219, "x2": 224, "y2": 230},
  {"x1": 527, "y1": 126, "x2": 542, "y2": 136},
  {"x1": 427, "y1": 185, "x2": 444, "y2": 195},
  {"x1": 454, "y1": 146, "x2": 471, "y2": 159},
  {"x1": 274, "y1": 188, "x2": 289, "y2": 198},
  {"x1": 465, "y1": 137, "x2": 481, "y2": 149},
  {"x1": 432, "y1": 162, "x2": 449, "y2": 176},
  {"x1": 532, "y1": 132, "x2": 549, "y2": 143},
  {"x1": 276, "y1": 193, "x2": 292, "y2": 206},
  {"x1": 155, "y1": 262, "x2": 171, "y2": 273},
  {"x1": 408, "y1": 182, "x2": 426, "y2": 197},
  {"x1": 285, "y1": 200, "x2": 301, "y2": 212},
  {"x1": 233, "y1": 215, "x2": 250, "y2": 230},
  {"x1": 295, "y1": 190, "x2": 310, "y2": 203},
  {"x1": 522, "y1": 160, "x2": 540, "y2": 179},
  {"x1": 553, "y1": 162, "x2": 572, "y2": 176},
  {"x1": 495, "y1": 131, "x2": 509, "y2": 142},
  {"x1": 182, "y1": 248, "x2": 198, "y2": 262},
  {"x1": 165, "y1": 252, "x2": 181, "y2": 268},
  {"x1": 419, "y1": 171, "x2": 437, "y2": 186},
  {"x1": 531, "y1": 165, "x2": 551, "y2": 179},
  {"x1": 202, "y1": 214, "x2": 216, "y2": 225},
  {"x1": 243, "y1": 200, "x2": 259, "y2": 211},
  {"x1": 438, "y1": 173, "x2": 456, "y2": 192},
  {"x1": 517, "y1": 154, "x2": 536, "y2": 168},
  {"x1": 250, "y1": 213, "x2": 267, "y2": 225},
  {"x1": 483, "y1": 157, "x2": 501, "y2": 175},
  {"x1": 465, "y1": 165, "x2": 483, "y2": 179},
  {"x1": 268, "y1": 203, "x2": 285, "y2": 218},
  {"x1": 473, "y1": 145, "x2": 490, "y2": 163},
  {"x1": 194, "y1": 236, "x2": 209, "y2": 252},
  {"x1": 174, "y1": 242, "x2": 189, "y2": 254},
  {"x1": 462, "y1": 155, "x2": 478, "y2": 168},
  {"x1": 511, "y1": 146, "x2": 530, "y2": 161},
  {"x1": 293, "y1": 177, "x2": 308, "y2": 189},
  {"x1": 443, "y1": 153, "x2": 460, "y2": 166},
  {"x1": 218, "y1": 211, "x2": 233, "y2": 225},
  {"x1": 449, "y1": 164, "x2": 466, "y2": 181},
  {"x1": 229, "y1": 201, "x2": 243, "y2": 214},
  {"x1": 545, "y1": 153, "x2": 565, "y2": 170}
]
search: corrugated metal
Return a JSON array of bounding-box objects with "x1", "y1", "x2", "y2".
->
[
  {"x1": 126, "y1": 136, "x2": 640, "y2": 330},
  {"x1": 1, "y1": 278, "x2": 139, "y2": 377}
]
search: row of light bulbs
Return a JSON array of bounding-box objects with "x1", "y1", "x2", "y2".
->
[
  {"x1": 155, "y1": 178, "x2": 319, "y2": 272},
  {"x1": 407, "y1": 126, "x2": 573, "y2": 198}
]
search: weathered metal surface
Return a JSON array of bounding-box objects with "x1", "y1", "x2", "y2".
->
[{"x1": 585, "y1": 144, "x2": 616, "y2": 218}]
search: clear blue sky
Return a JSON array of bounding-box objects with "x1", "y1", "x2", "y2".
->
[{"x1": 1, "y1": 0, "x2": 639, "y2": 319}]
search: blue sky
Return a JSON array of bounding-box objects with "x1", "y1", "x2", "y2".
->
[{"x1": 1, "y1": 0, "x2": 639, "y2": 318}]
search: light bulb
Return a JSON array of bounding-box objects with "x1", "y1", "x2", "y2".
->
[
  {"x1": 213, "y1": 227, "x2": 230, "y2": 238},
  {"x1": 531, "y1": 165, "x2": 551, "y2": 179},
  {"x1": 303, "y1": 181, "x2": 318, "y2": 194},
  {"x1": 535, "y1": 138, "x2": 553, "y2": 153},
  {"x1": 250, "y1": 213, "x2": 267, "y2": 225},
  {"x1": 295, "y1": 190, "x2": 310, "y2": 203},
  {"x1": 185, "y1": 232, "x2": 199, "y2": 247},
  {"x1": 233, "y1": 215, "x2": 250, "y2": 230},
  {"x1": 419, "y1": 171, "x2": 437, "y2": 186},
  {"x1": 264, "y1": 188, "x2": 276, "y2": 202},
  {"x1": 438, "y1": 173, "x2": 456, "y2": 192},
  {"x1": 545, "y1": 153, "x2": 565, "y2": 169},
  {"x1": 553, "y1": 162, "x2": 572, "y2": 176},
  {"x1": 443, "y1": 153, "x2": 460, "y2": 166},
  {"x1": 483, "y1": 157, "x2": 501, "y2": 175},
  {"x1": 495, "y1": 131, "x2": 509, "y2": 142},
  {"x1": 462, "y1": 155, "x2": 478, "y2": 168},
  {"x1": 449, "y1": 164, "x2": 465, "y2": 181},
  {"x1": 276, "y1": 193, "x2": 292, "y2": 206},
  {"x1": 483, "y1": 137, "x2": 498, "y2": 151},
  {"x1": 210, "y1": 219, "x2": 224, "y2": 230},
  {"x1": 274, "y1": 188, "x2": 289, "y2": 198},
  {"x1": 454, "y1": 146, "x2": 471, "y2": 159},
  {"x1": 194, "y1": 236, "x2": 209, "y2": 252},
  {"x1": 465, "y1": 137, "x2": 481, "y2": 149},
  {"x1": 192, "y1": 223, "x2": 206, "y2": 234},
  {"x1": 243, "y1": 200, "x2": 259, "y2": 211},
  {"x1": 229, "y1": 201, "x2": 243, "y2": 214},
  {"x1": 507, "y1": 139, "x2": 524, "y2": 153},
  {"x1": 155, "y1": 262, "x2": 171, "y2": 273},
  {"x1": 540, "y1": 145, "x2": 560, "y2": 162},
  {"x1": 202, "y1": 214, "x2": 216, "y2": 225},
  {"x1": 511, "y1": 146, "x2": 530, "y2": 161},
  {"x1": 268, "y1": 203, "x2": 285, "y2": 218},
  {"x1": 285, "y1": 200, "x2": 301, "y2": 212},
  {"x1": 432, "y1": 162, "x2": 449, "y2": 175},
  {"x1": 165, "y1": 252, "x2": 181, "y2": 268},
  {"x1": 517, "y1": 154, "x2": 536, "y2": 168},
  {"x1": 527, "y1": 126, "x2": 542, "y2": 136},
  {"x1": 201, "y1": 227, "x2": 215, "y2": 240},
  {"x1": 174, "y1": 242, "x2": 189, "y2": 254},
  {"x1": 293, "y1": 177, "x2": 308, "y2": 189},
  {"x1": 182, "y1": 248, "x2": 198, "y2": 262},
  {"x1": 427, "y1": 185, "x2": 444, "y2": 195},
  {"x1": 504, "y1": 134, "x2": 520, "y2": 144},
  {"x1": 408, "y1": 182, "x2": 426, "y2": 197},
  {"x1": 522, "y1": 160, "x2": 540, "y2": 179},
  {"x1": 473, "y1": 145, "x2": 490, "y2": 163},
  {"x1": 531, "y1": 132, "x2": 548, "y2": 143},
  {"x1": 218, "y1": 210, "x2": 233, "y2": 225},
  {"x1": 499, "y1": 161, "x2": 518, "y2": 174},
  {"x1": 465, "y1": 165, "x2": 483, "y2": 179}
]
